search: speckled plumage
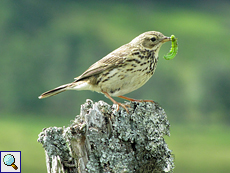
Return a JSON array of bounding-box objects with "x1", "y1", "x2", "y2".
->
[{"x1": 39, "y1": 31, "x2": 171, "y2": 112}]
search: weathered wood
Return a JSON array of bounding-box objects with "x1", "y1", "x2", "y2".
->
[{"x1": 38, "y1": 99, "x2": 174, "y2": 173}]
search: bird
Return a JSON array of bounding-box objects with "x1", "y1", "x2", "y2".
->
[{"x1": 39, "y1": 31, "x2": 171, "y2": 112}]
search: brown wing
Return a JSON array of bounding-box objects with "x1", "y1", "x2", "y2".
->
[{"x1": 74, "y1": 44, "x2": 131, "y2": 81}]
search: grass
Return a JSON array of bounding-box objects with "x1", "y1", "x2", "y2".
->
[
  {"x1": 1, "y1": 114, "x2": 230, "y2": 172},
  {"x1": 0, "y1": 113, "x2": 71, "y2": 172},
  {"x1": 165, "y1": 123, "x2": 230, "y2": 173}
]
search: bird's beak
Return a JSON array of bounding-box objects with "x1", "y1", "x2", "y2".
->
[{"x1": 162, "y1": 36, "x2": 171, "y2": 43}]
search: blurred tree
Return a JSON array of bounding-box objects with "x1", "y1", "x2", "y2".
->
[{"x1": 0, "y1": 0, "x2": 229, "y2": 123}]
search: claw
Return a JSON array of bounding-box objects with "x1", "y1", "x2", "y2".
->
[
  {"x1": 102, "y1": 92, "x2": 130, "y2": 113},
  {"x1": 116, "y1": 103, "x2": 130, "y2": 113}
]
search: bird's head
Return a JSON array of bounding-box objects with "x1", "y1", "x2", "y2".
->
[{"x1": 130, "y1": 31, "x2": 171, "y2": 51}]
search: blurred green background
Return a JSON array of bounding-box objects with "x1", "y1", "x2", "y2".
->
[{"x1": 1, "y1": 0, "x2": 230, "y2": 172}]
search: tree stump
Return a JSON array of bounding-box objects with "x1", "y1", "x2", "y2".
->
[{"x1": 38, "y1": 99, "x2": 174, "y2": 173}]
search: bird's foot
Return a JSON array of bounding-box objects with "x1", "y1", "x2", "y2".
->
[
  {"x1": 115, "y1": 102, "x2": 130, "y2": 113},
  {"x1": 118, "y1": 95, "x2": 155, "y2": 103},
  {"x1": 103, "y1": 92, "x2": 130, "y2": 113}
]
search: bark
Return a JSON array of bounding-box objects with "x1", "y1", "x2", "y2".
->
[{"x1": 38, "y1": 99, "x2": 174, "y2": 173}]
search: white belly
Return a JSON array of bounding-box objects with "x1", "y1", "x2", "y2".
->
[{"x1": 98, "y1": 63, "x2": 155, "y2": 97}]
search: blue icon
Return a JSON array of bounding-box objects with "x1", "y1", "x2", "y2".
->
[{"x1": 3, "y1": 154, "x2": 18, "y2": 170}]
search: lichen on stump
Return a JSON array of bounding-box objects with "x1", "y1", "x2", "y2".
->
[{"x1": 38, "y1": 99, "x2": 174, "y2": 173}]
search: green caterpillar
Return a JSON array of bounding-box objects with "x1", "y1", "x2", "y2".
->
[{"x1": 163, "y1": 35, "x2": 178, "y2": 60}]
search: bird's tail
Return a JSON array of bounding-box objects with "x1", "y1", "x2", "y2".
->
[{"x1": 38, "y1": 84, "x2": 69, "y2": 99}]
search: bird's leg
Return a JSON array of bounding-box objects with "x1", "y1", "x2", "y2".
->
[
  {"x1": 102, "y1": 92, "x2": 130, "y2": 113},
  {"x1": 118, "y1": 95, "x2": 154, "y2": 103}
]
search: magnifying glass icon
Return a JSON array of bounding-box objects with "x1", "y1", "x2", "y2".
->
[{"x1": 3, "y1": 154, "x2": 18, "y2": 170}]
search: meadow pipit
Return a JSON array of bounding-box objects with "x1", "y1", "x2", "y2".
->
[{"x1": 39, "y1": 31, "x2": 171, "y2": 112}]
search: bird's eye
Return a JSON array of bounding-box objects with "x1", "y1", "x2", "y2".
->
[{"x1": 150, "y1": 37, "x2": 156, "y2": 42}]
